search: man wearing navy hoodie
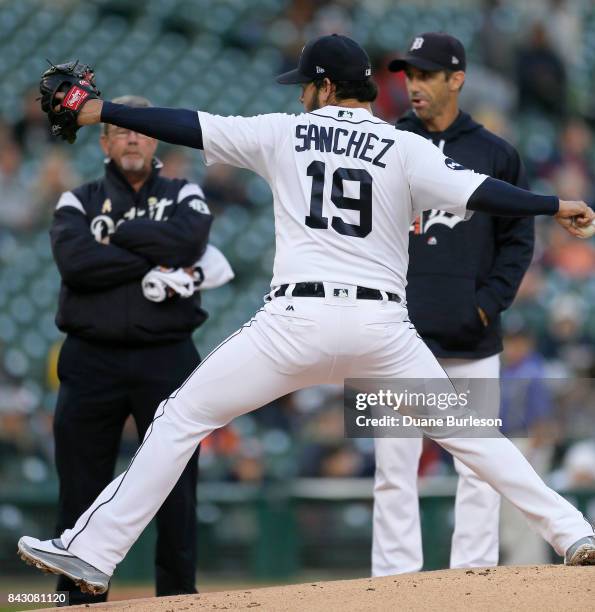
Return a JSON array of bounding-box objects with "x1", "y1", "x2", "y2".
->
[{"x1": 373, "y1": 33, "x2": 535, "y2": 575}]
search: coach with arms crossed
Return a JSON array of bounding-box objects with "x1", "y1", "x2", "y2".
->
[
  {"x1": 373, "y1": 33, "x2": 534, "y2": 575},
  {"x1": 51, "y1": 95, "x2": 212, "y2": 604}
]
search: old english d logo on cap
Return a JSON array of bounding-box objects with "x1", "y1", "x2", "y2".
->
[
  {"x1": 410, "y1": 37, "x2": 424, "y2": 51},
  {"x1": 388, "y1": 32, "x2": 467, "y2": 73}
]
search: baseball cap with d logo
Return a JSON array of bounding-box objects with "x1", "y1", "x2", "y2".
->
[
  {"x1": 388, "y1": 32, "x2": 466, "y2": 73},
  {"x1": 277, "y1": 34, "x2": 372, "y2": 84}
]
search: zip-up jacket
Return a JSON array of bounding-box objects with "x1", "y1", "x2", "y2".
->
[
  {"x1": 51, "y1": 159, "x2": 213, "y2": 346},
  {"x1": 398, "y1": 111, "x2": 535, "y2": 358}
]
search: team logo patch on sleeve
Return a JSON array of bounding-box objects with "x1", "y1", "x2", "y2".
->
[
  {"x1": 188, "y1": 198, "x2": 210, "y2": 214},
  {"x1": 444, "y1": 157, "x2": 466, "y2": 171}
]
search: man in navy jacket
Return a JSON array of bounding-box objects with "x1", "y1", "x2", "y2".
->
[
  {"x1": 51, "y1": 95, "x2": 212, "y2": 604},
  {"x1": 373, "y1": 33, "x2": 534, "y2": 575}
]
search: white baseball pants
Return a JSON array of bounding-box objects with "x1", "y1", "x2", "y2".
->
[
  {"x1": 58, "y1": 289, "x2": 593, "y2": 576},
  {"x1": 372, "y1": 355, "x2": 502, "y2": 576}
]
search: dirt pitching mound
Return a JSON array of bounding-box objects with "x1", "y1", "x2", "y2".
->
[{"x1": 57, "y1": 565, "x2": 594, "y2": 611}]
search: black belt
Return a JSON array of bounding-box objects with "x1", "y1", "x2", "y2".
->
[{"x1": 271, "y1": 282, "x2": 401, "y2": 303}]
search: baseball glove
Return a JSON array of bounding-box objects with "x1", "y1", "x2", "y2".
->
[{"x1": 39, "y1": 60, "x2": 100, "y2": 143}]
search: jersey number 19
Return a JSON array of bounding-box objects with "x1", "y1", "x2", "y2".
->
[{"x1": 305, "y1": 161, "x2": 372, "y2": 238}]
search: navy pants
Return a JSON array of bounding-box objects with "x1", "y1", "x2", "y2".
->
[{"x1": 53, "y1": 335, "x2": 200, "y2": 605}]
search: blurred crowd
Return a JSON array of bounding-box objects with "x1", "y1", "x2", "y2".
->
[{"x1": 1, "y1": 0, "x2": 595, "y2": 502}]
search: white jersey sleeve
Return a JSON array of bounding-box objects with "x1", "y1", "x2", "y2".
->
[
  {"x1": 197, "y1": 111, "x2": 290, "y2": 180},
  {"x1": 397, "y1": 130, "x2": 488, "y2": 219}
]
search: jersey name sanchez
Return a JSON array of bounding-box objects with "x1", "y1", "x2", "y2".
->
[{"x1": 198, "y1": 106, "x2": 487, "y2": 296}]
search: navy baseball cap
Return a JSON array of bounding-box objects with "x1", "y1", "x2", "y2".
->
[
  {"x1": 388, "y1": 32, "x2": 466, "y2": 73},
  {"x1": 276, "y1": 34, "x2": 372, "y2": 84}
]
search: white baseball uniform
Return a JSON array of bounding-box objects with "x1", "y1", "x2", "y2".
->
[
  {"x1": 373, "y1": 354, "x2": 502, "y2": 575},
  {"x1": 58, "y1": 106, "x2": 592, "y2": 576}
]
